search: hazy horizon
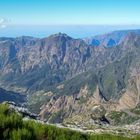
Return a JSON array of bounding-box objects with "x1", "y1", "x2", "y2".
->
[{"x1": 1, "y1": 25, "x2": 140, "y2": 38}]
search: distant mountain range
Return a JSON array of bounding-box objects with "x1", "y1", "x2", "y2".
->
[
  {"x1": 84, "y1": 29, "x2": 140, "y2": 47},
  {"x1": 0, "y1": 29, "x2": 140, "y2": 126}
]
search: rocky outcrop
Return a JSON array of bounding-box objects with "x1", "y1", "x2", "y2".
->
[{"x1": 39, "y1": 85, "x2": 109, "y2": 125}]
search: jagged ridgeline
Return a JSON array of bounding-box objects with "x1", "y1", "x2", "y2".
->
[
  {"x1": 0, "y1": 30, "x2": 140, "y2": 126},
  {"x1": 0, "y1": 103, "x2": 140, "y2": 140}
]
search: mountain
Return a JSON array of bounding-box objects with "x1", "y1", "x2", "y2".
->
[
  {"x1": 0, "y1": 33, "x2": 118, "y2": 93},
  {"x1": 84, "y1": 29, "x2": 140, "y2": 47},
  {"x1": 28, "y1": 32, "x2": 140, "y2": 125},
  {"x1": 0, "y1": 31, "x2": 140, "y2": 127}
]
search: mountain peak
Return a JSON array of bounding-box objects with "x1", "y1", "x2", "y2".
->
[{"x1": 49, "y1": 32, "x2": 72, "y2": 40}]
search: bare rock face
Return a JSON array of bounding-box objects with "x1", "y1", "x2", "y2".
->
[
  {"x1": 93, "y1": 86, "x2": 107, "y2": 104},
  {"x1": 117, "y1": 75, "x2": 140, "y2": 110}
]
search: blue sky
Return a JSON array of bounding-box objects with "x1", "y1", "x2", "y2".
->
[
  {"x1": 0, "y1": 0, "x2": 140, "y2": 25},
  {"x1": 0, "y1": 0, "x2": 140, "y2": 37}
]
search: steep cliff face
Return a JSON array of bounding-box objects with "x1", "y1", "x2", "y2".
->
[{"x1": 0, "y1": 34, "x2": 95, "y2": 92}]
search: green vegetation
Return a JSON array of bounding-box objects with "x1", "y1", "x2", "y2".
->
[
  {"x1": 0, "y1": 103, "x2": 140, "y2": 140},
  {"x1": 107, "y1": 111, "x2": 140, "y2": 125}
]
